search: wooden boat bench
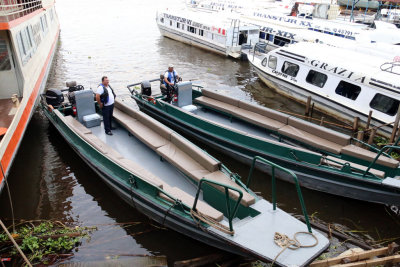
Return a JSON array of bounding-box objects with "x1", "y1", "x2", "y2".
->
[
  {"x1": 113, "y1": 99, "x2": 255, "y2": 207},
  {"x1": 195, "y1": 89, "x2": 288, "y2": 132},
  {"x1": 194, "y1": 90, "x2": 399, "y2": 169},
  {"x1": 278, "y1": 116, "x2": 350, "y2": 154},
  {"x1": 61, "y1": 110, "x2": 224, "y2": 221}
]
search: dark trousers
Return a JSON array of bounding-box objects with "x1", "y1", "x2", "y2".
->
[{"x1": 102, "y1": 104, "x2": 114, "y2": 133}]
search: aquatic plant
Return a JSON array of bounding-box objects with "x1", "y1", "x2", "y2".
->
[{"x1": 0, "y1": 220, "x2": 95, "y2": 265}]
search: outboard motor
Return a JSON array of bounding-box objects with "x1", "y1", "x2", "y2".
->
[
  {"x1": 141, "y1": 80, "x2": 151, "y2": 96},
  {"x1": 66, "y1": 81, "x2": 84, "y2": 105},
  {"x1": 46, "y1": 89, "x2": 64, "y2": 108}
]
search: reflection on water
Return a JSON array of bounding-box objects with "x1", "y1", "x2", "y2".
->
[{"x1": 1, "y1": 0, "x2": 399, "y2": 263}]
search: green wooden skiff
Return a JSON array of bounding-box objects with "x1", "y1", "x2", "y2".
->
[
  {"x1": 131, "y1": 81, "x2": 400, "y2": 207},
  {"x1": 40, "y1": 92, "x2": 329, "y2": 266}
]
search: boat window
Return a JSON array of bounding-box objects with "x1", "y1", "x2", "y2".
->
[
  {"x1": 187, "y1": 26, "x2": 196, "y2": 34},
  {"x1": 0, "y1": 37, "x2": 11, "y2": 71},
  {"x1": 268, "y1": 55, "x2": 277, "y2": 69},
  {"x1": 370, "y1": 93, "x2": 400, "y2": 116},
  {"x1": 40, "y1": 15, "x2": 48, "y2": 35},
  {"x1": 274, "y1": 36, "x2": 290, "y2": 47},
  {"x1": 261, "y1": 57, "x2": 267, "y2": 67},
  {"x1": 170, "y1": 20, "x2": 172, "y2": 26},
  {"x1": 160, "y1": 18, "x2": 164, "y2": 23},
  {"x1": 16, "y1": 27, "x2": 36, "y2": 65},
  {"x1": 281, "y1": 61, "x2": 299, "y2": 77},
  {"x1": 335, "y1": 81, "x2": 361, "y2": 100},
  {"x1": 199, "y1": 29, "x2": 204, "y2": 36},
  {"x1": 50, "y1": 8, "x2": 54, "y2": 21},
  {"x1": 177, "y1": 22, "x2": 180, "y2": 28},
  {"x1": 306, "y1": 70, "x2": 327, "y2": 88},
  {"x1": 181, "y1": 24, "x2": 184, "y2": 30},
  {"x1": 260, "y1": 31, "x2": 266, "y2": 39},
  {"x1": 266, "y1": 33, "x2": 273, "y2": 42}
]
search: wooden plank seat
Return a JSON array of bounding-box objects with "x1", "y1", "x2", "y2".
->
[
  {"x1": 160, "y1": 184, "x2": 224, "y2": 222},
  {"x1": 195, "y1": 95, "x2": 286, "y2": 132},
  {"x1": 157, "y1": 133, "x2": 256, "y2": 207},
  {"x1": 113, "y1": 109, "x2": 169, "y2": 150},
  {"x1": 114, "y1": 99, "x2": 255, "y2": 207},
  {"x1": 341, "y1": 145, "x2": 399, "y2": 169},
  {"x1": 323, "y1": 156, "x2": 385, "y2": 178}
]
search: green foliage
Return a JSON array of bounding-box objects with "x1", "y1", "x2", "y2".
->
[
  {"x1": 0, "y1": 221, "x2": 94, "y2": 265},
  {"x1": 374, "y1": 136, "x2": 388, "y2": 147},
  {"x1": 391, "y1": 151, "x2": 400, "y2": 160}
]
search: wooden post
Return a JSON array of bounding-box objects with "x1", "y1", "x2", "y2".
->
[
  {"x1": 368, "y1": 128, "x2": 377, "y2": 145},
  {"x1": 310, "y1": 103, "x2": 315, "y2": 120},
  {"x1": 320, "y1": 117, "x2": 325, "y2": 126},
  {"x1": 305, "y1": 96, "x2": 311, "y2": 116},
  {"x1": 390, "y1": 107, "x2": 400, "y2": 143},
  {"x1": 356, "y1": 131, "x2": 364, "y2": 147},
  {"x1": 365, "y1": 110, "x2": 373, "y2": 130},
  {"x1": 353, "y1": 117, "x2": 359, "y2": 132}
]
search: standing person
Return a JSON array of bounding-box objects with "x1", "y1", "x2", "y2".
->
[
  {"x1": 96, "y1": 76, "x2": 116, "y2": 136},
  {"x1": 163, "y1": 64, "x2": 179, "y2": 102}
]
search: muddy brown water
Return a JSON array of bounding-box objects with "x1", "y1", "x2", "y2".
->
[{"x1": 1, "y1": 0, "x2": 399, "y2": 265}]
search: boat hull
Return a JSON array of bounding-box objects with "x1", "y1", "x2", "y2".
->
[
  {"x1": 134, "y1": 98, "x2": 400, "y2": 206},
  {"x1": 157, "y1": 24, "x2": 229, "y2": 57},
  {"x1": 252, "y1": 64, "x2": 393, "y2": 138}
]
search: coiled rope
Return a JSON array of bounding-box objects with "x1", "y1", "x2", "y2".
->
[{"x1": 272, "y1": 231, "x2": 318, "y2": 266}]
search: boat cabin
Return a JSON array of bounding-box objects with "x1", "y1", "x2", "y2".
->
[{"x1": 259, "y1": 42, "x2": 400, "y2": 128}]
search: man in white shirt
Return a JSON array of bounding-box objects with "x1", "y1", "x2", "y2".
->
[
  {"x1": 163, "y1": 64, "x2": 179, "y2": 87},
  {"x1": 163, "y1": 64, "x2": 179, "y2": 102},
  {"x1": 95, "y1": 76, "x2": 116, "y2": 135}
]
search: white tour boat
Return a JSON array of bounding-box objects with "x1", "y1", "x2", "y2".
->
[
  {"x1": 247, "y1": 42, "x2": 400, "y2": 138},
  {"x1": 0, "y1": 0, "x2": 60, "y2": 192},
  {"x1": 156, "y1": 9, "x2": 260, "y2": 58}
]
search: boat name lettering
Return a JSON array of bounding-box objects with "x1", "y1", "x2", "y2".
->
[
  {"x1": 261, "y1": 26, "x2": 296, "y2": 39},
  {"x1": 163, "y1": 14, "x2": 210, "y2": 30},
  {"x1": 310, "y1": 60, "x2": 366, "y2": 84},
  {"x1": 252, "y1": 12, "x2": 355, "y2": 37},
  {"x1": 164, "y1": 14, "x2": 192, "y2": 25}
]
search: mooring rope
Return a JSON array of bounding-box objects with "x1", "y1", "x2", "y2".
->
[
  {"x1": 190, "y1": 209, "x2": 234, "y2": 235},
  {"x1": 272, "y1": 231, "x2": 318, "y2": 266}
]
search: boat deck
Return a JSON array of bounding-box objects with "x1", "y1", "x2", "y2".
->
[
  {"x1": 0, "y1": 98, "x2": 20, "y2": 137},
  {"x1": 90, "y1": 122, "x2": 200, "y2": 197}
]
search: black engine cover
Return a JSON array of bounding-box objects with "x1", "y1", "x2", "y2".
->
[{"x1": 45, "y1": 89, "x2": 64, "y2": 108}]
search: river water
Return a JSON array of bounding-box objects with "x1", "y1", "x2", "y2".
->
[{"x1": 1, "y1": 0, "x2": 400, "y2": 264}]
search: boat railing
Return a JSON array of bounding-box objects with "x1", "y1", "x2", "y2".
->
[
  {"x1": 0, "y1": 0, "x2": 44, "y2": 22},
  {"x1": 193, "y1": 178, "x2": 243, "y2": 235},
  {"x1": 380, "y1": 61, "x2": 400, "y2": 76},
  {"x1": 363, "y1": 145, "x2": 400, "y2": 177},
  {"x1": 246, "y1": 156, "x2": 312, "y2": 233}
]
